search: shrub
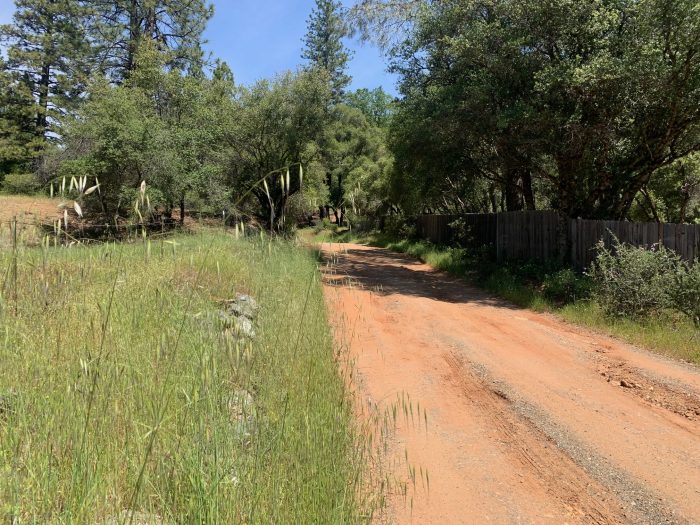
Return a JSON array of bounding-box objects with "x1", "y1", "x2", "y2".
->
[
  {"x1": 542, "y1": 268, "x2": 592, "y2": 304},
  {"x1": 347, "y1": 211, "x2": 378, "y2": 233},
  {"x1": 448, "y1": 217, "x2": 473, "y2": 247},
  {"x1": 313, "y1": 217, "x2": 334, "y2": 234},
  {"x1": 670, "y1": 261, "x2": 700, "y2": 327},
  {"x1": 284, "y1": 193, "x2": 314, "y2": 227},
  {"x1": 516, "y1": 260, "x2": 555, "y2": 282},
  {"x1": 383, "y1": 215, "x2": 416, "y2": 240},
  {"x1": 589, "y1": 240, "x2": 680, "y2": 319},
  {"x1": 1, "y1": 173, "x2": 41, "y2": 195}
]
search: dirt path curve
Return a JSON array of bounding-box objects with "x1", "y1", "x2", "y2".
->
[{"x1": 320, "y1": 243, "x2": 700, "y2": 525}]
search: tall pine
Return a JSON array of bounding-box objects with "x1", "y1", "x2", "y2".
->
[
  {"x1": 302, "y1": 0, "x2": 352, "y2": 103},
  {"x1": 0, "y1": 0, "x2": 92, "y2": 140},
  {"x1": 88, "y1": 0, "x2": 214, "y2": 82},
  {"x1": 0, "y1": 59, "x2": 39, "y2": 176}
]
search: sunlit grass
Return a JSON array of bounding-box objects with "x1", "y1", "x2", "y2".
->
[
  {"x1": 0, "y1": 230, "x2": 362, "y2": 523},
  {"x1": 558, "y1": 302, "x2": 700, "y2": 364}
]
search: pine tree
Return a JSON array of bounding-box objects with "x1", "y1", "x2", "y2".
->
[
  {"x1": 0, "y1": 61, "x2": 39, "y2": 176},
  {"x1": 88, "y1": 0, "x2": 214, "y2": 82},
  {"x1": 302, "y1": 0, "x2": 352, "y2": 102},
  {"x1": 0, "y1": 0, "x2": 92, "y2": 140}
]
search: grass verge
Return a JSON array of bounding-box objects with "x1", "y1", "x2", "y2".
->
[
  {"x1": 1, "y1": 230, "x2": 361, "y2": 523},
  {"x1": 311, "y1": 230, "x2": 700, "y2": 365}
]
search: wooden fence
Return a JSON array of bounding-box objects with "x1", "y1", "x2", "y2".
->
[{"x1": 416, "y1": 211, "x2": 700, "y2": 268}]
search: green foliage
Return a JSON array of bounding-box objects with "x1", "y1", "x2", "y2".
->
[
  {"x1": 1, "y1": 172, "x2": 40, "y2": 194},
  {"x1": 58, "y1": 44, "x2": 233, "y2": 221},
  {"x1": 630, "y1": 155, "x2": 700, "y2": 224},
  {"x1": 223, "y1": 70, "x2": 331, "y2": 230},
  {"x1": 670, "y1": 262, "x2": 700, "y2": 327},
  {"x1": 542, "y1": 269, "x2": 592, "y2": 305},
  {"x1": 0, "y1": 0, "x2": 92, "y2": 139},
  {"x1": 0, "y1": 231, "x2": 363, "y2": 522},
  {"x1": 87, "y1": 0, "x2": 213, "y2": 81},
  {"x1": 302, "y1": 0, "x2": 352, "y2": 102},
  {"x1": 589, "y1": 240, "x2": 681, "y2": 320},
  {"x1": 0, "y1": 63, "x2": 39, "y2": 177},
  {"x1": 313, "y1": 217, "x2": 337, "y2": 234},
  {"x1": 345, "y1": 0, "x2": 424, "y2": 51},
  {"x1": 59, "y1": 79, "x2": 157, "y2": 217},
  {"x1": 344, "y1": 87, "x2": 394, "y2": 127},
  {"x1": 382, "y1": 214, "x2": 415, "y2": 239},
  {"x1": 387, "y1": 0, "x2": 700, "y2": 220},
  {"x1": 313, "y1": 104, "x2": 393, "y2": 227}
]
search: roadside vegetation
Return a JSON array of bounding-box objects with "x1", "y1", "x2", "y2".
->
[{"x1": 0, "y1": 230, "x2": 364, "y2": 523}]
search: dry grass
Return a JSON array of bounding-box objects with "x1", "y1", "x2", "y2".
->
[
  {"x1": 0, "y1": 195, "x2": 62, "y2": 249},
  {"x1": 0, "y1": 194, "x2": 61, "y2": 224}
]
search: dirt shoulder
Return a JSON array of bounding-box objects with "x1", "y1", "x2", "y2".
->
[{"x1": 321, "y1": 242, "x2": 700, "y2": 524}]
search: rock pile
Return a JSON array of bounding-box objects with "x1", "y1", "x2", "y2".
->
[
  {"x1": 218, "y1": 293, "x2": 260, "y2": 445},
  {"x1": 219, "y1": 293, "x2": 259, "y2": 340},
  {"x1": 228, "y1": 388, "x2": 257, "y2": 445}
]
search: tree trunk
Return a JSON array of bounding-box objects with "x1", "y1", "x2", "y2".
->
[
  {"x1": 338, "y1": 206, "x2": 346, "y2": 227},
  {"x1": 555, "y1": 157, "x2": 578, "y2": 218},
  {"x1": 274, "y1": 195, "x2": 288, "y2": 230},
  {"x1": 126, "y1": 0, "x2": 140, "y2": 76},
  {"x1": 36, "y1": 63, "x2": 51, "y2": 139},
  {"x1": 180, "y1": 196, "x2": 185, "y2": 225},
  {"x1": 679, "y1": 194, "x2": 689, "y2": 224},
  {"x1": 504, "y1": 170, "x2": 523, "y2": 212},
  {"x1": 641, "y1": 188, "x2": 661, "y2": 223},
  {"x1": 522, "y1": 169, "x2": 536, "y2": 210},
  {"x1": 488, "y1": 184, "x2": 498, "y2": 213},
  {"x1": 144, "y1": 7, "x2": 157, "y2": 39},
  {"x1": 679, "y1": 164, "x2": 690, "y2": 223}
]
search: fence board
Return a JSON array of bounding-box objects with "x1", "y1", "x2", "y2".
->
[{"x1": 416, "y1": 211, "x2": 700, "y2": 268}]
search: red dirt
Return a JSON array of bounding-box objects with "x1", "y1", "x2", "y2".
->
[
  {"x1": 0, "y1": 195, "x2": 61, "y2": 224},
  {"x1": 321, "y1": 243, "x2": 700, "y2": 525}
]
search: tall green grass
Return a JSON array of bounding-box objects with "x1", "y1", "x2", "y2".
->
[{"x1": 0, "y1": 231, "x2": 362, "y2": 523}]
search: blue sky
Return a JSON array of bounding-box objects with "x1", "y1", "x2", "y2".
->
[{"x1": 0, "y1": 0, "x2": 399, "y2": 95}]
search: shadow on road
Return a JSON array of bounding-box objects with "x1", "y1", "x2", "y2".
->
[{"x1": 321, "y1": 244, "x2": 522, "y2": 310}]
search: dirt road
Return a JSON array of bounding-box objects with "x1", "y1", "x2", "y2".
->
[{"x1": 321, "y1": 243, "x2": 700, "y2": 525}]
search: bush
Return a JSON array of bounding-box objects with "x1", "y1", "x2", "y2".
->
[
  {"x1": 589, "y1": 240, "x2": 680, "y2": 319},
  {"x1": 670, "y1": 261, "x2": 700, "y2": 327},
  {"x1": 542, "y1": 268, "x2": 592, "y2": 304},
  {"x1": 516, "y1": 260, "x2": 557, "y2": 282},
  {"x1": 284, "y1": 193, "x2": 314, "y2": 227},
  {"x1": 313, "y1": 217, "x2": 336, "y2": 234},
  {"x1": 448, "y1": 217, "x2": 473, "y2": 247},
  {"x1": 383, "y1": 215, "x2": 416, "y2": 240},
  {"x1": 347, "y1": 211, "x2": 378, "y2": 233},
  {"x1": 1, "y1": 173, "x2": 41, "y2": 195}
]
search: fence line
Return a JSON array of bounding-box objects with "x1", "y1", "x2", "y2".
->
[{"x1": 416, "y1": 211, "x2": 700, "y2": 268}]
